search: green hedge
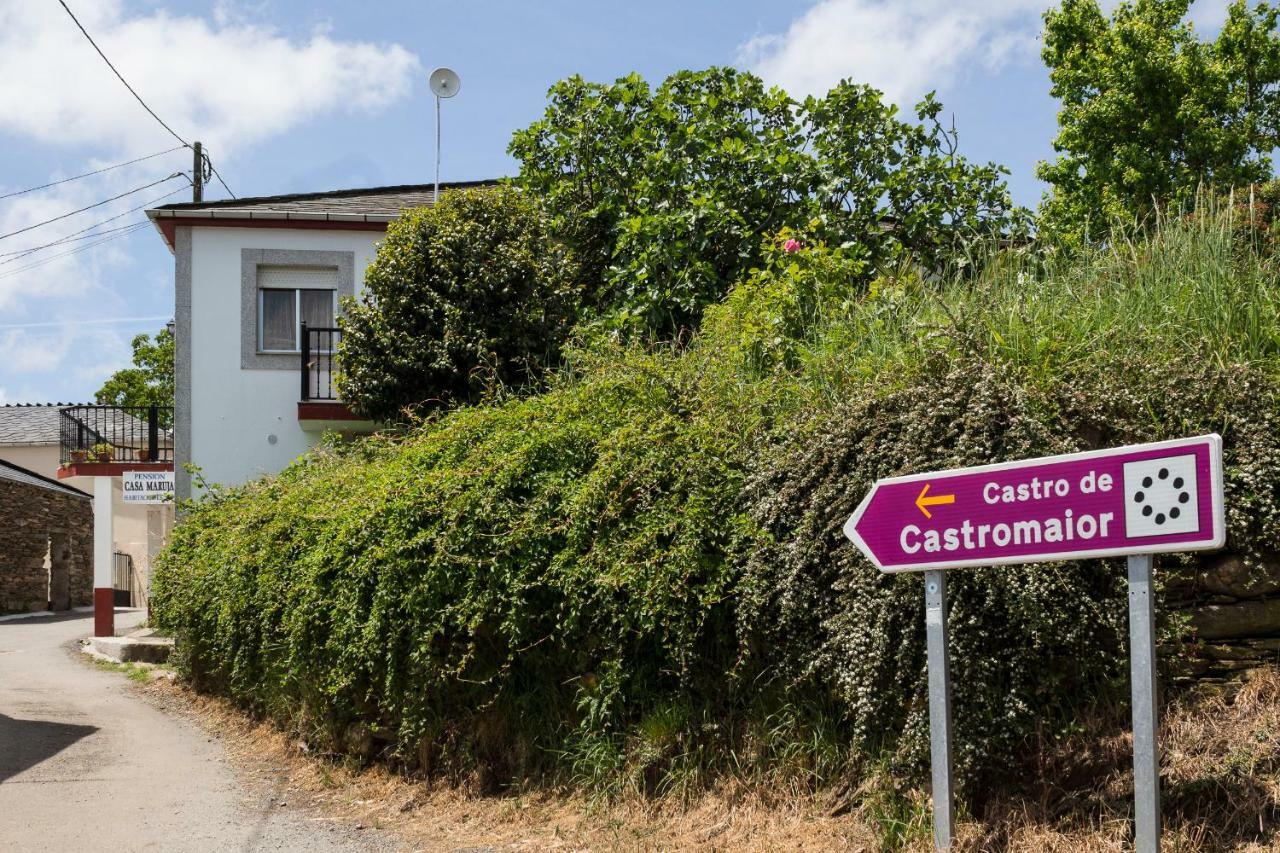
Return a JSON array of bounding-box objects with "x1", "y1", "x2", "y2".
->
[
  {"x1": 154, "y1": 211, "x2": 1280, "y2": 795},
  {"x1": 155, "y1": 348, "x2": 755, "y2": 785}
]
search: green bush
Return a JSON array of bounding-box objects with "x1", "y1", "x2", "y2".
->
[
  {"x1": 155, "y1": 208, "x2": 1280, "y2": 797},
  {"x1": 338, "y1": 185, "x2": 579, "y2": 422},
  {"x1": 154, "y1": 344, "x2": 755, "y2": 786}
]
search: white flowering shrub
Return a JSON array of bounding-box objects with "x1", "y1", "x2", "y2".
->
[
  {"x1": 739, "y1": 349, "x2": 1280, "y2": 790},
  {"x1": 740, "y1": 357, "x2": 1128, "y2": 787}
]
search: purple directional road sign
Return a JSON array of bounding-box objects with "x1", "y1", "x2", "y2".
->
[{"x1": 844, "y1": 434, "x2": 1224, "y2": 573}]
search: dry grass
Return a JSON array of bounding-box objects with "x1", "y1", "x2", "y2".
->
[
  {"x1": 970, "y1": 669, "x2": 1280, "y2": 852},
  {"x1": 135, "y1": 669, "x2": 1280, "y2": 852}
]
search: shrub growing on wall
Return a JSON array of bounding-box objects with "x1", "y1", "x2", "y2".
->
[
  {"x1": 739, "y1": 357, "x2": 1128, "y2": 786},
  {"x1": 338, "y1": 186, "x2": 579, "y2": 422},
  {"x1": 155, "y1": 209, "x2": 1280, "y2": 797},
  {"x1": 153, "y1": 345, "x2": 755, "y2": 786}
]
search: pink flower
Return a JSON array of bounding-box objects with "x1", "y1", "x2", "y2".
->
[{"x1": 783, "y1": 238, "x2": 802, "y2": 253}]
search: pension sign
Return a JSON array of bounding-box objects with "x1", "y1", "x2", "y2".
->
[{"x1": 844, "y1": 435, "x2": 1224, "y2": 573}]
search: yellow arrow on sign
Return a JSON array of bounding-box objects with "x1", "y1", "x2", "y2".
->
[{"x1": 915, "y1": 483, "x2": 955, "y2": 519}]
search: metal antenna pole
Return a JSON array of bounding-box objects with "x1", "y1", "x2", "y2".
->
[{"x1": 434, "y1": 95, "x2": 441, "y2": 203}]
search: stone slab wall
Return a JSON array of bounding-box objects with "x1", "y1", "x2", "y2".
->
[
  {"x1": 1168, "y1": 552, "x2": 1280, "y2": 681},
  {"x1": 0, "y1": 478, "x2": 92, "y2": 614}
]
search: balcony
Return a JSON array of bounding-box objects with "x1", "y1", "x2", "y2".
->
[
  {"x1": 298, "y1": 324, "x2": 376, "y2": 432},
  {"x1": 58, "y1": 405, "x2": 173, "y2": 478}
]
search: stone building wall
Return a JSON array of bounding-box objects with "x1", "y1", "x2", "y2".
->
[{"x1": 0, "y1": 476, "x2": 92, "y2": 614}]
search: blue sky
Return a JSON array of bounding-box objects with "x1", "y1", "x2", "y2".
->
[{"x1": 0, "y1": 0, "x2": 1232, "y2": 403}]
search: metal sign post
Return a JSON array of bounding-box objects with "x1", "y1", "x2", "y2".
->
[
  {"x1": 1128, "y1": 554, "x2": 1160, "y2": 851},
  {"x1": 843, "y1": 435, "x2": 1225, "y2": 851},
  {"x1": 924, "y1": 569, "x2": 955, "y2": 849}
]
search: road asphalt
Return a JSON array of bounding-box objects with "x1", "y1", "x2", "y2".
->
[{"x1": 0, "y1": 609, "x2": 396, "y2": 852}]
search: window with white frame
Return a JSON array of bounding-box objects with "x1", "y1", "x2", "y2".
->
[{"x1": 256, "y1": 266, "x2": 337, "y2": 353}]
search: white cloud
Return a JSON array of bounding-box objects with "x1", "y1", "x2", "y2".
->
[
  {"x1": 0, "y1": 327, "x2": 80, "y2": 375},
  {"x1": 0, "y1": 0, "x2": 421, "y2": 156},
  {"x1": 741, "y1": 0, "x2": 1237, "y2": 107},
  {"x1": 738, "y1": 0, "x2": 1047, "y2": 105}
]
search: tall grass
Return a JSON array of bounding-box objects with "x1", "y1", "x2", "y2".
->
[{"x1": 701, "y1": 203, "x2": 1280, "y2": 417}]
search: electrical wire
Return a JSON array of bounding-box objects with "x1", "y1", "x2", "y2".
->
[
  {"x1": 0, "y1": 315, "x2": 170, "y2": 331},
  {"x1": 0, "y1": 221, "x2": 152, "y2": 281},
  {"x1": 0, "y1": 173, "x2": 184, "y2": 242},
  {"x1": 57, "y1": 0, "x2": 189, "y2": 148},
  {"x1": 0, "y1": 220, "x2": 143, "y2": 263},
  {"x1": 57, "y1": 2, "x2": 240, "y2": 202},
  {"x1": 0, "y1": 145, "x2": 186, "y2": 203},
  {"x1": 205, "y1": 158, "x2": 236, "y2": 199},
  {"x1": 0, "y1": 184, "x2": 191, "y2": 261}
]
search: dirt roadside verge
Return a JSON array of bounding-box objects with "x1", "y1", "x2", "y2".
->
[{"x1": 122, "y1": 668, "x2": 1280, "y2": 852}]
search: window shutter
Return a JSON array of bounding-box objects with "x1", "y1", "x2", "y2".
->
[{"x1": 257, "y1": 266, "x2": 339, "y2": 291}]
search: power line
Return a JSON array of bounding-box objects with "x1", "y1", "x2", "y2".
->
[
  {"x1": 0, "y1": 145, "x2": 185, "y2": 203},
  {"x1": 0, "y1": 222, "x2": 152, "y2": 281},
  {"x1": 0, "y1": 173, "x2": 184, "y2": 242},
  {"x1": 0, "y1": 220, "x2": 141, "y2": 262},
  {"x1": 57, "y1": 1, "x2": 238, "y2": 202},
  {"x1": 0, "y1": 184, "x2": 191, "y2": 261},
  {"x1": 57, "y1": 0, "x2": 189, "y2": 148},
  {"x1": 0, "y1": 315, "x2": 170, "y2": 331},
  {"x1": 0, "y1": 222, "x2": 152, "y2": 282},
  {"x1": 205, "y1": 156, "x2": 236, "y2": 199}
]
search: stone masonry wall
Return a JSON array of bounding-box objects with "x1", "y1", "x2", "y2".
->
[
  {"x1": 0, "y1": 477, "x2": 92, "y2": 614},
  {"x1": 1169, "y1": 552, "x2": 1280, "y2": 682}
]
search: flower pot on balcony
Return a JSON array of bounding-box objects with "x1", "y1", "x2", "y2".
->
[{"x1": 70, "y1": 449, "x2": 89, "y2": 464}]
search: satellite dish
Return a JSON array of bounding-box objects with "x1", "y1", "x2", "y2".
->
[{"x1": 429, "y1": 67, "x2": 460, "y2": 99}]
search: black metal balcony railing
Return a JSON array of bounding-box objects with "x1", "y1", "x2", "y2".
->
[
  {"x1": 301, "y1": 323, "x2": 340, "y2": 401},
  {"x1": 59, "y1": 405, "x2": 173, "y2": 465}
]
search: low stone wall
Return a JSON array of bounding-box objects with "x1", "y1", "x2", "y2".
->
[
  {"x1": 0, "y1": 477, "x2": 92, "y2": 614},
  {"x1": 1169, "y1": 552, "x2": 1280, "y2": 680}
]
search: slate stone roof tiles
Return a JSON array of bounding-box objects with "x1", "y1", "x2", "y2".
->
[
  {"x1": 0, "y1": 403, "x2": 74, "y2": 447},
  {"x1": 148, "y1": 179, "x2": 500, "y2": 221}
]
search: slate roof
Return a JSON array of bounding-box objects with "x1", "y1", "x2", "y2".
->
[
  {"x1": 147, "y1": 179, "x2": 501, "y2": 222},
  {"x1": 0, "y1": 457, "x2": 89, "y2": 498},
  {"x1": 0, "y1": 403, "x2": 74, "y2": 446}
]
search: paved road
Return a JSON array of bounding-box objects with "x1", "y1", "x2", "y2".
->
[{"x1": 0, "y1": 610, "x2": 395, "y2": 852}]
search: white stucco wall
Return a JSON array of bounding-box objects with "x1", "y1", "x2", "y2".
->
[{"x1": 187, "y1": 226, "x2": 382, "y2": 491}]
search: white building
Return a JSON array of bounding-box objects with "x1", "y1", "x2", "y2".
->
[{"x1": 145, "y1": 181, "x2": 493, "y2": 499}]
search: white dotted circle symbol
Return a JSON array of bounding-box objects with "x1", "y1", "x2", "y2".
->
[{"x1": 1122, "y1": 454, "x2": 1200, "y2": 538}]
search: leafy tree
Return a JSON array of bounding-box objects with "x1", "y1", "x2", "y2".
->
[
  {"x1": 510, "y1": 68, "x2": 1022, "y2": 338},
  {"x1": 95, "y1": 327, "x2": 173, "y2": 418},
  {"x1": 338, "y1": 186, "x2": 579, "y2": 422},
  {"x1": 1039, "y1": 0, "x2": 1280, "y2": 242}
]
